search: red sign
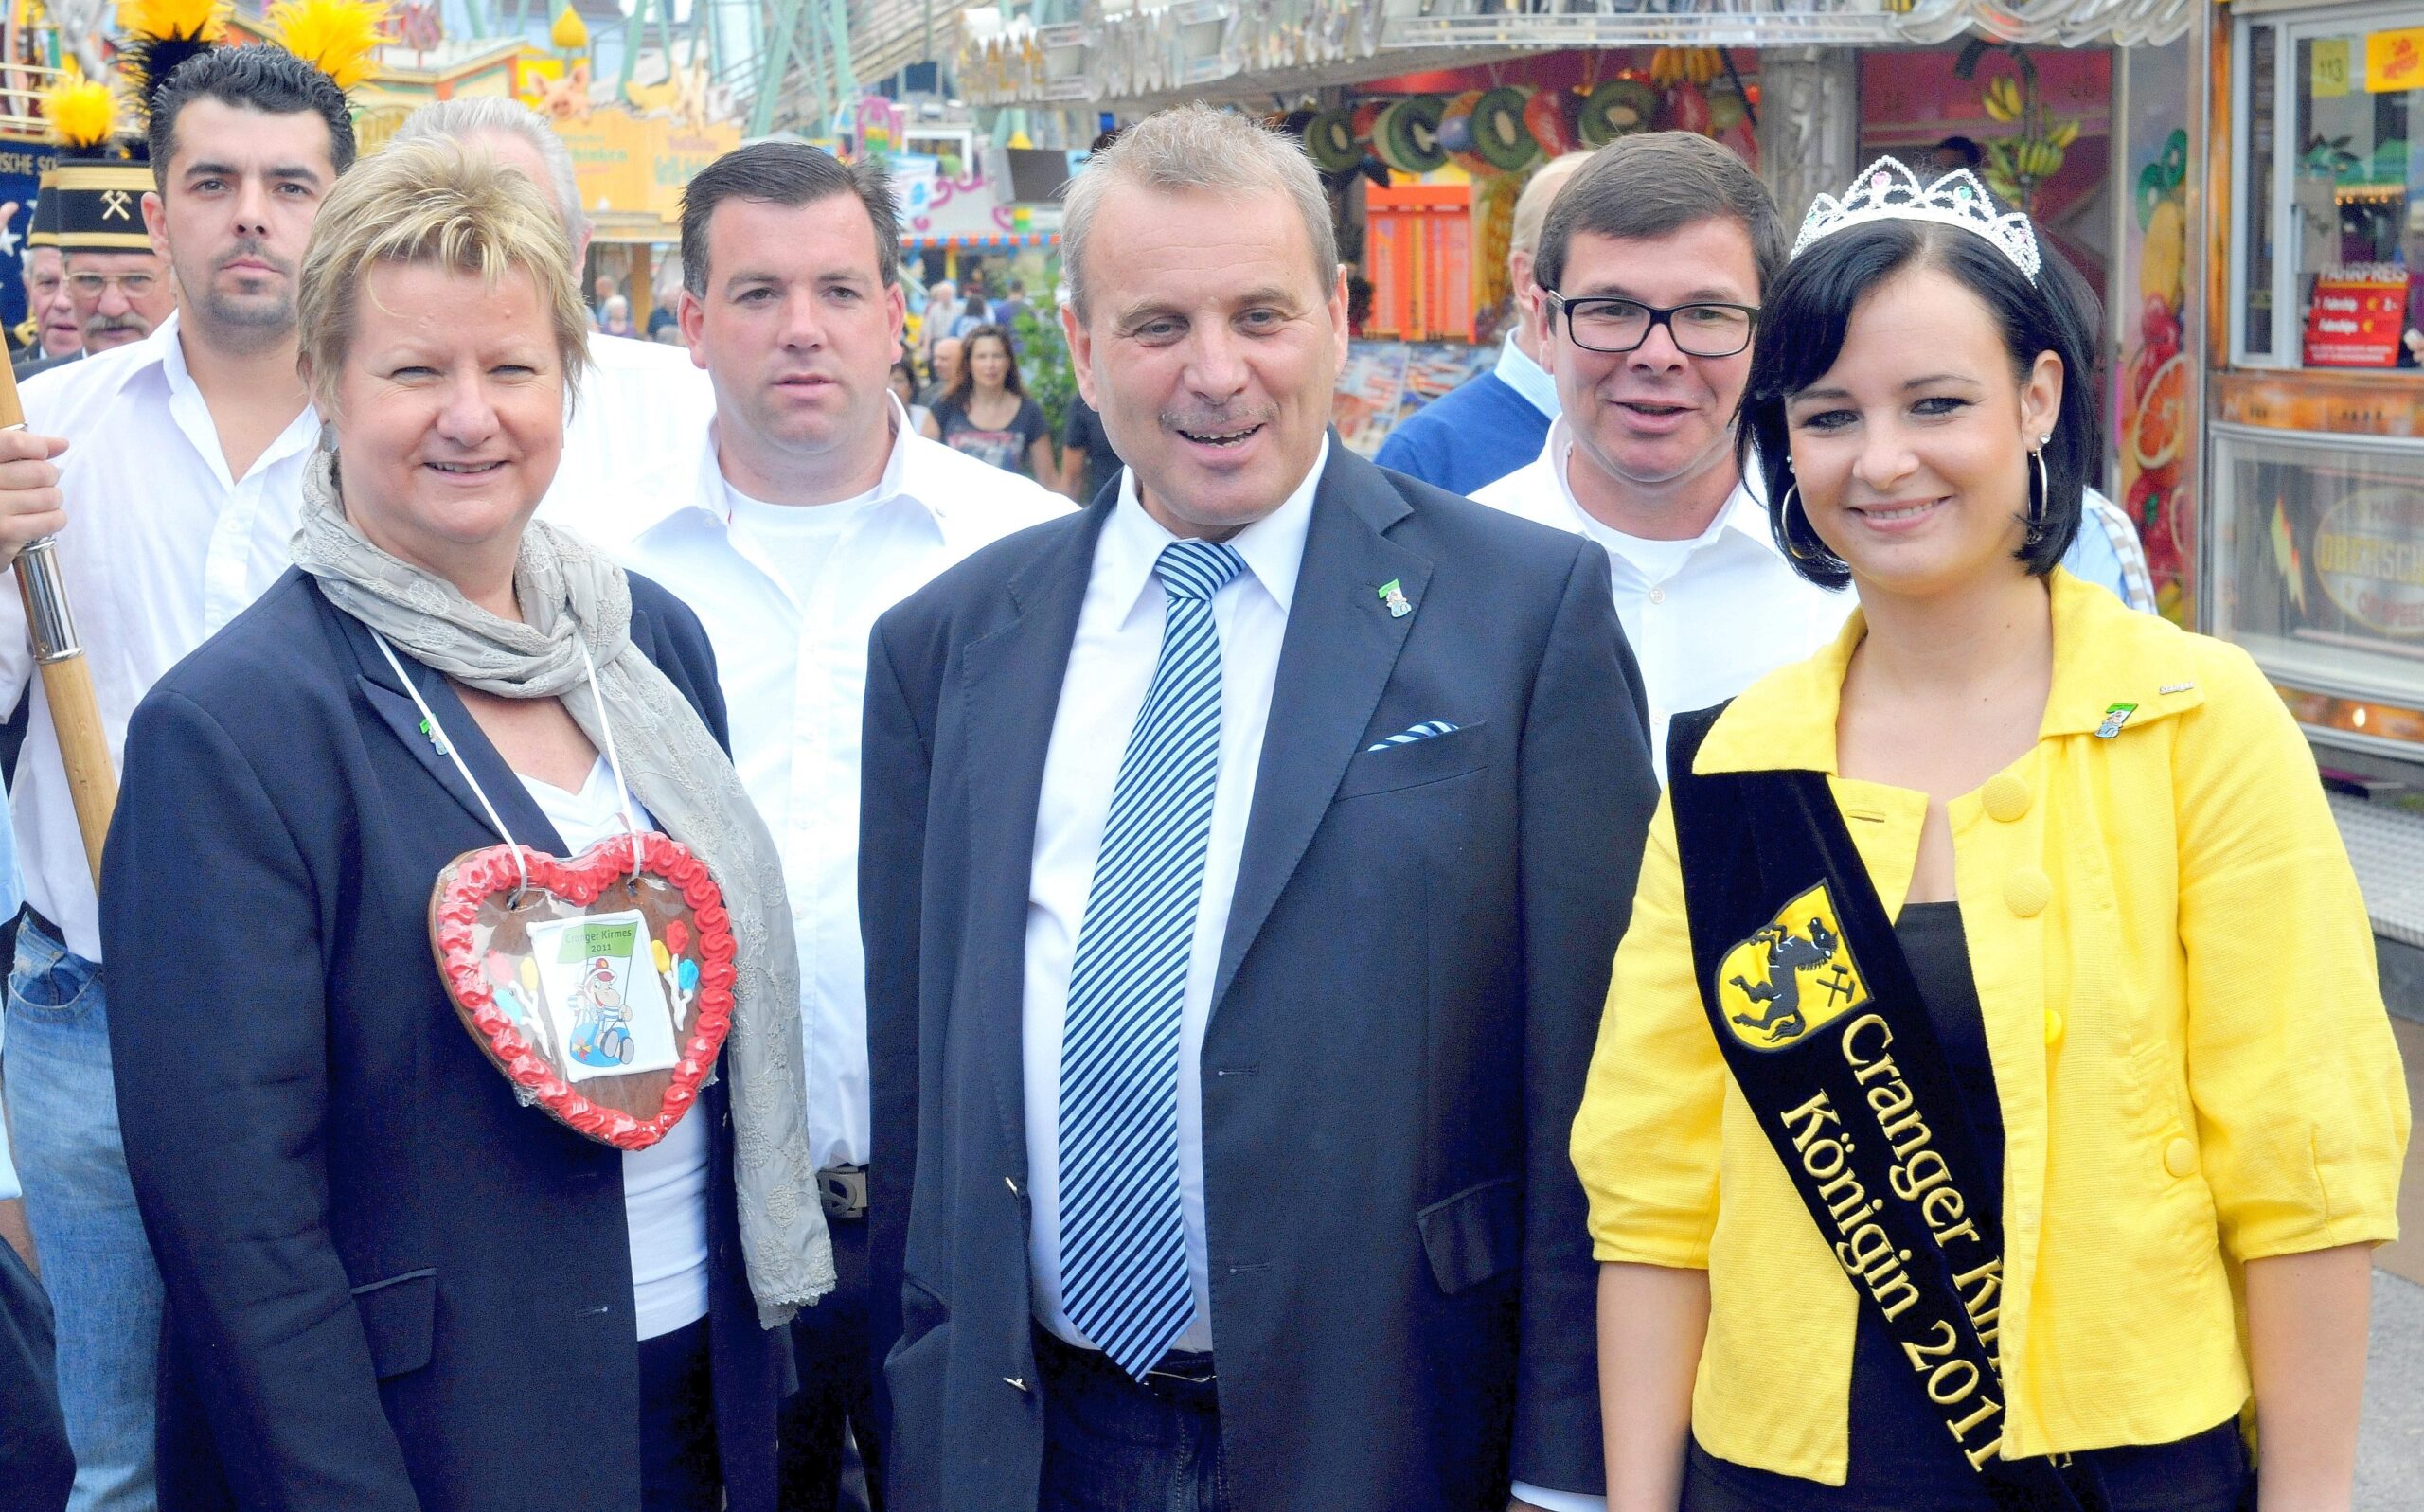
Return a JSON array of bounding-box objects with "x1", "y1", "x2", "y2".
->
[{"x1": 2303, "y1": 273, "x2": 2409, "y2": 367}]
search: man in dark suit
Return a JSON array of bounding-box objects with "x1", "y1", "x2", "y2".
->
[{"x1": 862, "y1": 102, "x2": 1660, "y2": 1512}]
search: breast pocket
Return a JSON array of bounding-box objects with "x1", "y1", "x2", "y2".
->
[{"x1": 1335, "y1": 721, "x2": 1492, "y2": 801}]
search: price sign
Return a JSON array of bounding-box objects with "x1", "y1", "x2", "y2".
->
[
  {"x1": 2314, "y1": 38, "x2": 2352, "y2": 98},
  {"x1": 2366, "y1": 26, "x2": 2424, "y2": 93},
  {"x1": 2304, "y1": 272, "x2": 2410, "y2": 367}
]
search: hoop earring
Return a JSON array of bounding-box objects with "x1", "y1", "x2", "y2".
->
[
  {"x1": 1779, "y1": 483, "x2": 1841, "y2": 568},
  {"x1": 2025, "y1": 439, "x2": 2051, "y2": 545}
]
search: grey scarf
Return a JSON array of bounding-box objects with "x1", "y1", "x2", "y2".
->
[{"x1": 293, "y1": 444, "x2": 833, "y2": 1326}]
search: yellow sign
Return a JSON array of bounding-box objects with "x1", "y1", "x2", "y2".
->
[
  {"x1": 2313, "y1": 37, "x2": 2352, "y2": 98},
  {"x1": 2365, "y1": 26, "x2": 2424, "y2": 93},
  {"x1": 1713, "y1": 883, "x2": 1870, "y2": 1051},
  {"x1": 551, "y1": 112, "x2": 740, "y2": 222}
]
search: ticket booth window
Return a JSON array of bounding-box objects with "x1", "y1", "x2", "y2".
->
[{"x1": 2237, "y1": 5, "x2": 2424, "y2": 368}]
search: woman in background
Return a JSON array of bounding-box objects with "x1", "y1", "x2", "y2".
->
[{"x1": 918, "y1": 322, "x2": 1053, "y2": 481}]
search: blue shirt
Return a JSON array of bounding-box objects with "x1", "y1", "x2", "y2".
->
[{"x1": 1372, "y1": 334, "x2": 1559, "y2": 497}]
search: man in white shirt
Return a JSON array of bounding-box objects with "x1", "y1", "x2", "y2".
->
[
  {"x1": 0, "y1": 47, "x2": 356, "y2": 1511},
  {"x1": 864, "y1": 102, "x2": 1655, "y2": 1512},
  {"x1": 394, "y1": 98, "x2": 716, "y2": 543},
  {"x1": 1476, "y1": 134, "x2": 1844, "y2": 780},
  {"x1": 586, "y1": 141, "x2": 1067, "y2": 1510}
]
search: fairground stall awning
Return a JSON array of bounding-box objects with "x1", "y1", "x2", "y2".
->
[{"x1": 957, "y1": 0, "x2": 2199, "y2": 109}]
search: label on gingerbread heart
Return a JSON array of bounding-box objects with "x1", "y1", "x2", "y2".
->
[{"x1": 429, "y1": 830, "x2": 736, "y2": 1150}]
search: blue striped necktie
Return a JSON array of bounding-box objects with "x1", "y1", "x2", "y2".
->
[{"x1": 1058, "y1": 537, "x2": 1245, "y2": 1379}]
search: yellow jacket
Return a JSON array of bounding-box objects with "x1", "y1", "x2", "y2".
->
[{"x1": 1572, "y1": 571, "x2": 2411, "y2": 1483}]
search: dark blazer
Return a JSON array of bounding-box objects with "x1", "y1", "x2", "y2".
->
[
  {"x1": 100, "y1": 569, "x2": 784, "y2": 1512},
  {"x1": 863, "y1": 443, "x2": 1661, "y2": 1510},
  {"x1": 11, "y1": 347, "x2": 79, "y2": 384}
]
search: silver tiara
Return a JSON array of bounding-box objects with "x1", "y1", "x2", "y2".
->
[{"x1": 1791, "y1": 157, "x2": 2041, "y2": 283}]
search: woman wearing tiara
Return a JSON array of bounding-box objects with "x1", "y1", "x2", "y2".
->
[{"x1": 1572, "y1": 159, "x2": 2408, "y2": 1511}]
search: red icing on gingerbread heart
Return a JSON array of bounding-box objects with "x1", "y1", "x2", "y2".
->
[{"x1": 429, "y1": 831, "x2": 736, "y2": 1150}]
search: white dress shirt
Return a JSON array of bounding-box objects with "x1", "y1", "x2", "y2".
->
[
  {"x1": 0, "y1": 314, "x2": 322, "y2": 962},
  {"x1": 1475, "y1": 419, "x2": 1849, "y2": 780},
  {"x1": 597, "y1": 398, "x2": 1070, "y2": 1173},
  {"x1": 540, "y1": 332, "x2": 719, "y2": 543},
  {"x1": 1023, "y1": 439, "x2": 1327, "y2": 1355}
]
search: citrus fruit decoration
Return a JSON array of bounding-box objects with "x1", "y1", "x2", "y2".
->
[
  {"x1": 2130, "y1": 353, "x2": 2188, "y2": 471},
  {"x1": 2140, "y1": 200, "x2": 2185, "y2": 305}
]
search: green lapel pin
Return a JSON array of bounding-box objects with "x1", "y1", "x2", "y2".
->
[
  {"x1": 1378, "y1": 578, "x2": 1412, "y2": 618},
  {"x1": 2094, "y1": 703, "x2": 2137, "y2": 739}
]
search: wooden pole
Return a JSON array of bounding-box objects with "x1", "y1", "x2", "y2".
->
[{"x1": 0, "y1": 359, "x2": 116, "y2": 887}]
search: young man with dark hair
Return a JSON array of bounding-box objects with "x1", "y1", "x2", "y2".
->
[
  {"x1": 1476, "y1": 133, "x2": 1839, "y2": 779},
  {"x1": 591, "y1": 140, "x2": 1067, "y2": 1510},
  {"x1": 0, "y1": 43, "x2": 354, "y2": 1509}
]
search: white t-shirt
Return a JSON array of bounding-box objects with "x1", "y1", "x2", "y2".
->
[
  {"x1": 518, "y1": 757, "x2": 714, "y2": 1342},
  {"x1": 722, "y1": 477, "x2": 882, "y2": 610}
]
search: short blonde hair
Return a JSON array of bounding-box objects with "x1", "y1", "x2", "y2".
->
[
  {"x1": 1511, "y1": 152, "x2": 1594, "y2": 261},
  {"x1": 297, "y1": 136, "x2": 589, "y2": 420},
  {"x1": 1060, "y1": 103, "x2": 1336, "y2": 323}
]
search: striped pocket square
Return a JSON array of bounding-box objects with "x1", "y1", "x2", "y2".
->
[{"x1": 1366, "y1": 720, "x2": 1460, "y2": 753}]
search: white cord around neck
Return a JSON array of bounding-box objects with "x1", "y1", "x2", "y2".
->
[{"x1": 368, "y1": 628, "x2": 646, "y2": 889}]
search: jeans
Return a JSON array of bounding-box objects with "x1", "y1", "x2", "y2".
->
[
  {"x1": 1035, "y1": 1331, "x2": 1229, "y2": 1512},
  {"x1": 3, "y1": 917, "x2": 161, "y2": 1512}
]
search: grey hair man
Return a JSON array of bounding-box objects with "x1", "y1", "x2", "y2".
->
[
  {"x1": 397, "y1": 95, "x2": 712, "y2": 537},
  {"x1": 1373, "y1": 151, "x2": 1591, "y2": 495},
  {"x1": 866, "y1": 100, "x2": 1652, "y2": 1512}
]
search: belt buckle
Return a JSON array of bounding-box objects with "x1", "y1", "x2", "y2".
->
[{"x1": 817, "y1": 1164, "x2": 868, "y2": 1219}]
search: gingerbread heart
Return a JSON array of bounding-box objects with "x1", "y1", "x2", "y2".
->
[{"x1": 429, "y1": 831, "x2": 736, "y2": 1150}]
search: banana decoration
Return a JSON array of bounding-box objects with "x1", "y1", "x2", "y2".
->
[
  {"x1": 1972, "y1": 54, "x2": 2081, "y2": 209},
  {"x1": 1648, "y1": 46, "x2": 1724, "y2": 88}
]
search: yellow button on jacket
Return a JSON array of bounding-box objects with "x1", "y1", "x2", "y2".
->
[{"x1": 1572, "y1": 571, "x2": 2411, "y2": 1484}]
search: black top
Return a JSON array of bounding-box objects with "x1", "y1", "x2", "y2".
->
[
  {"x1": 1684, "y1": 903, "x2": 2251, "y2": 1512},
  {"x1": 1060, "y1": 395, "x2": 1124, "y2": 504}
]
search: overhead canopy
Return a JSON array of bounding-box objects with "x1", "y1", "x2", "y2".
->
[{"x1": 957, "y1": 0, "x2": 2197, "y2": 110}]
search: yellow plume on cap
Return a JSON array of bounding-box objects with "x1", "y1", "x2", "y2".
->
[
  {"x1": 116, "y1": 0, "x2": 229, "y2": 43},
  {"x1": 269, "y1": 0, "x2": 391, "y2": 92},
  {"x1": 43, "y1": 68, "x2": 119, "y2": 151}
]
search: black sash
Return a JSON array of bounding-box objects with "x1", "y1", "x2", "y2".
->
[{"x1": 1666, "y1": 706, "x2": 2106, "y2": 1512}]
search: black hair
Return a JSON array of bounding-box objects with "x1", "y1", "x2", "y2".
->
[
  {"x1": 942, "y1": 322, "x2": 1024, "y2": 408},
  {"x1": 1934, "y1": 135, "x2": 1986, "y2": 169},
  {"x1": 1738, "y1": 206, "x2": 2103, "y2": 589},
  {"x1": 1534, "y1": 132, "x2": 1786, "y2": 298},
  {"x1": 680, "y1": 140, "x2": 900, "y2": 294},
  {"x1": 147, "y1": 45, "x2": 358, "y2": 189}
]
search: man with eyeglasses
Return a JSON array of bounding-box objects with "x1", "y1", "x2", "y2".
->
[
  {"x1": 14, "y1": 158, "x2": 180, "y2": 379},
  {"x1": 1475, "y1": 133, "x2": 1844, "y2": 779},
  {"x1": 62, "y1": 258, "x2": 175, "y2": 354}
]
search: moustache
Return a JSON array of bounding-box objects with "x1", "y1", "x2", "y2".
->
[
  {"x1": 216, "y1": 240, "x2": 293, "y2": 276},
  {"x1": 1161, "y1": 404, "x2": 1279, "y2": 434}
]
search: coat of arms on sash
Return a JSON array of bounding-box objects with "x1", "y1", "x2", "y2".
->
[{"x1": 1714, "y1": 882, "x2": 1871, "y2": 1050}]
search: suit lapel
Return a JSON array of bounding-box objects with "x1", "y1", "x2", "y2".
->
[
  {"x1": 337, "y1": 608, "x2": 570, "y2": 857},
  {"x1": 954, "y1": 505, "x2": 1110, "y2": 1163},
  {"x1": 1212, "y1": 448, "x2": 1430, "y2": 1011}
]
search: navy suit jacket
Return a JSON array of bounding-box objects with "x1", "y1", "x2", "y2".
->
[
  {"x1": 100, "y1": 570, "x2": 783, "y2": 1512},
  {"x1": 863, "y1": 443, "x2": 1660, "y2": 1510}
]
